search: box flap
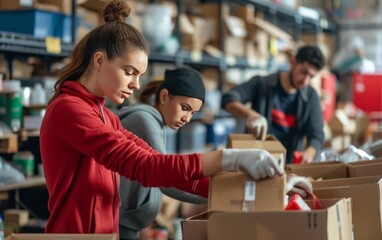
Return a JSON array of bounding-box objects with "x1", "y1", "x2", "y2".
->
[
  {"x1": 250, "y1": 18, "x2": 292, "y2": 41},
  {"x1": 286, "y1": 161, "x2": 348, "y2": 180},
  {"x1": 313, "y1": 179, "x2": 382, "y2": 240},
  {"x1": 347, "y1": 158, "x2": 382, "y2": 166},
  {"x1": 312, "y1": 175, "x2": 382, "y2": 188},
  {"x1": 348, "y1": 160, "x2": 382, "y2": 178},
  {"x1": 227, "y1": 134, "x2": 286, "y2": 161}
]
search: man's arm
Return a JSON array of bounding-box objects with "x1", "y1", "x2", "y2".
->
[
  {"x1": 225, "y1": 101, "x2": 260, "y2": 119},
  {"x1": 222, "y1": 77, "x2": 268, "y2": 139},
  {"x1": 302, "y1": 89, "x2": 325, "y2": 163}
]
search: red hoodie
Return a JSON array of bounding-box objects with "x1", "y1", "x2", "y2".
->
[{"x1": 40, "y1": 81, "x2": 204, "y2": 233}]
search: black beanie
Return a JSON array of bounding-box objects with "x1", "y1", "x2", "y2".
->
[{"x1": 159, "y1": 67, "x2": 205, "y2": 102}]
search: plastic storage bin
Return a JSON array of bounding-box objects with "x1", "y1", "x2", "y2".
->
[{"x1": 0, "y1": 9, "x2": 63, "y2": 39}]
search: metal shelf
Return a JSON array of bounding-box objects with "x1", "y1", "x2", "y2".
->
[
  {"x1": 148, "y1": 52, "x2": 177, "y2": 63},
  {"x1": 0, "y1": 31, "x2": 73, "y2": 58},
  {"x1": 149, "y1": 51, "x2": 222, "y2": 68}
]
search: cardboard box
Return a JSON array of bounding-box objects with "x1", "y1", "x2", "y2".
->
[
  {"x1": 209, "y1": 172, "x2": 286, "y2": 212},
  {"x1": 0, "y1": 0, "x2": 33, "y2": 10},
  {"x1": 36, "y1": 0, "x2": 71, "y2": 14},
  {"x1": 312, "y1": 176, "x2": 382, "y2": 240},
  {"x1": 4, "y1": 209, "x2": 29, "y2": 226},
  {"x1": 324, "y1": 134, "x2": 352, "y2": 153},
  {"x1": 182, "y1": 211, "x2": 210, "y2": 240},
  {"x1": 0, "y1": 134, "x2": 18, "y2": 153},
  {"x1": 5, "y1": 234, "x2": 118, "y2": 240},
  {"x1": 224, "y1": 36, "x2": 246, "y2": 57},
  {"x1": 227, "y1": 134, "x2": 287, "y2": 163},
  {"x1": 328, "y1": 109, "x2": 357, "y2": 135},
  {"x1": 207, "y1": 198, "x2": 352, "y2": 240},
  {"x1": 347, "y1": 158, "x2": 382, "y2": 177},
  {"x1": 285, "y1": 161, "x2": 348, "y2": 180},
  {"x1": 182, "y1": 133, "x2": 287, "y2": 239}
]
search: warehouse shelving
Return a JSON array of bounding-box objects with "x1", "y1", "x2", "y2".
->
[{"x1": 0, "y1": 0, "x2": 335, "y2": 78}]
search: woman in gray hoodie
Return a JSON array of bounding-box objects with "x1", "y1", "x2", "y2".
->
[{"x1": 117, "y1": 67, "x2": 210, "y2": 240}]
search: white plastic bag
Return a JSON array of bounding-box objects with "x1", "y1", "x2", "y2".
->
[{"x1": 0, "y1": 157, "x2": 25, "y2": 185}]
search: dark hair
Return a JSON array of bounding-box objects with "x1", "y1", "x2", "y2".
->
[
  {"x1": 49, "y1": 0, "x2": 150, "y2": 104},
  {"x1": 295, "y1": 45, "x2": 325, "y2": 71}
]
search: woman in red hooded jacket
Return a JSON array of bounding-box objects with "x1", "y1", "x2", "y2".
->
[{"x1": 39, "y1": 0, "x2": 293, "y2": 235}]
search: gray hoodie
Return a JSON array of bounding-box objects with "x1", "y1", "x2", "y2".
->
[{"x1": 117, "y1": 104, "x2": 207, "y2": 240}]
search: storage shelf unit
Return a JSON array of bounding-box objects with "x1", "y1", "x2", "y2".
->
[
  {"x1": 0, "y1": 0, "x2": 334, "y2": 77},
  {"x1": 0, "y1": 31, "x2": 73, "y2": 58},
  {"x1": 242, "y1": 0, "x2": 337, "y2": 36}
]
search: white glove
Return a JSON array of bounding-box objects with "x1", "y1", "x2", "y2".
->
[
  {"x1": 246, "y1": 115, "x2": 268, "y2": 140},
  {"x1": 221, "y1": 149, "x2": 284, "y2": 180},
  {"x1": 286, "y1": 174, "x2": 312, "y2": 198}
]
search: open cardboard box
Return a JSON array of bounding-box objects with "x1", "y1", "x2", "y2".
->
[
  {"x1": 218, "y1": 133, "x2": 287, "y2": 212},
  {"x1": 347, "y1": 158, "x2": 382, "y2": 177},
  {"x1": 182, "y1": 134, "x2": 287, "y2": 240},
  {"x1": 182, "y1": 172, "x2": 286, "y2": 240},
  {"x1": 226, "y1": 134, "x2": 286, "y2": 163},
  {"x1": 181, "y1": 211, "x2": 210, "y2": 240},
  {"x1": 5, "y1": 234, "x2": 117, "y2": 240},
  {"x1": 207, "y1": 198, "x2": 352, "y2": 240},
  {"x1": 286, "y1": 161, "x2": 348, "y2": 180},
  {"x1": 313, "y1": 176, "x2": 382, "y2": 240}
]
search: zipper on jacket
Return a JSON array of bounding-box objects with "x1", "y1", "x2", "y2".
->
[
  {"x1": 97, "y1": 100, "x2": 121, "y2": 206},
  {"x1": 97, "y1": 100, "x2": 107, "y2": 125}
]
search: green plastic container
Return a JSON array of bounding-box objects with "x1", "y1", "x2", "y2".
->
[
  {"x1": 13, "y1": 151, "x2": 35, "y2": 177},
  {"x1": 0, "y1": 92, "x2": 23, "y2": 132}
]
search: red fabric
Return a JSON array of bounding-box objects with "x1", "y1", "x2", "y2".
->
[
  {"x1": 40, "y1": 81, "x2": 204, "y2": 234},
  {"x1": 292, "y1": 151, "x2": 302, "y2": 164},
  {"x1": 321, "y1": 73, "x2": 336, "y2": 122},
  {"x1": 175, "y1": 178, "x2": 210, "y2": 198},
  {"x1": 271, "y1": 109, "x2": 296, "y2": 127}
]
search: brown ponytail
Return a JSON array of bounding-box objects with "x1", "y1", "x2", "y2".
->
[
  {"x1": 49, "y1": 0, "x2": 150, "y2": 104},
  {"x1": 139, "y1": 81, "x2": 163, "y2": 104}
]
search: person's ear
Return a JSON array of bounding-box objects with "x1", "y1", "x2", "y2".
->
[
  {"x1": 93, "y1": 52, "x2": 105, "y2": 71},
  {"x1": 159, "y1": 89, "x2": 169, "y2": 104}
]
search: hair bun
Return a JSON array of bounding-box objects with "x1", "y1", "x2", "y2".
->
[{"x1": 103, "y1": 0, "x2": 131, "y2": 23}]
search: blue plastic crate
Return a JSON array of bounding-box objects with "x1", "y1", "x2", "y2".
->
[
  {"x1": 59, "y1": 15, "x2": 80, "y2": 43},
  {"x1": 0, "y1": 9, "x2": 62, "y2": 39}
]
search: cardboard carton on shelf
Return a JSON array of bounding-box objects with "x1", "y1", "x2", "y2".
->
[
  {"x1": 0, "y1": 0, "x2": 33, "y2": 10},
  {"x1": 328, "y1": 109, "x2": 356, "y2": 135},
  {"x1": 207, "y1": 198, "x2": 352, "y2": 240},
  {"x1": 312, "y1": 176, "x2": 382, "y2": 240},
  {"x1": 324, "y1": 134, "x2": 352, "y2": 153},
  {"x1": 4, "y1": 209, "x2": 29, "y2": 226},
  {"x1": 0, "y1": 134, "x2": 18, "y2": 153}
]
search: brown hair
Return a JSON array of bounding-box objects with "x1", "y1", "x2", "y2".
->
[
  {"x1": 49, "y1": 0, "x2": 150, "y2": 104},
  {"x1": 138, "y1": 80, "x2": 162, "y2": 104}
]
